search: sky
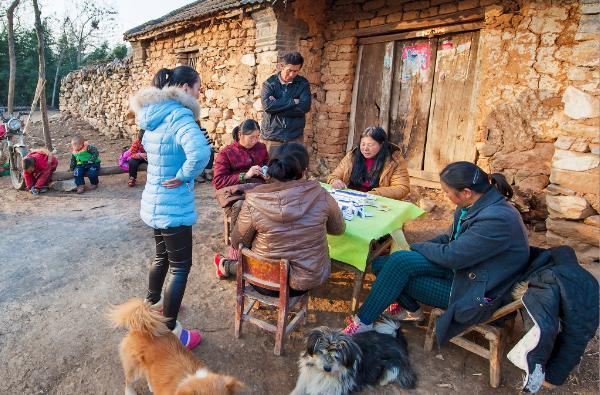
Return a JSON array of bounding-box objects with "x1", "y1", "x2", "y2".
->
[{"x1": 36, "y1": 0, "x2": 196, "y2": 44}]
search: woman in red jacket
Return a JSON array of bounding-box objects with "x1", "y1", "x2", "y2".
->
[
  {"x1": 212, "y1": 119, "x2": 269, "y2": 189},
  {"x1": 212, "y1": 119, "x2": 269, "y2": 277},
  {"x1": 22, "y1": 148, "x2": 58, "y2": 195}
]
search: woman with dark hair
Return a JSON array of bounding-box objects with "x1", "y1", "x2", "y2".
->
[
  {"x1": 327, "y1": 126, "x2": 410, "y2": 200},
  {"x1": 218, "y1": 143, "x2": 346, "y2": 297},
  {"x1": 212, "y1": 119, "x2": 269, "y2": 277},
  {"x1": 343, "y1": 162, "x2": 529, "y2": 345},
  {"x1": 212, "y1": 119, "x2": 269, "y2": 189},
  {"x1": 129, "y1": 65, "x2": 212, "y2": 350}
]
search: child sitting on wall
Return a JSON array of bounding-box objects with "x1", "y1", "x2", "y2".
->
[
  {"x1": 69, "y1": 134, "x2": 101, "y2": 194},
  {"x1": 22, "y1": 148, "x2": 58, "y2": 195}
]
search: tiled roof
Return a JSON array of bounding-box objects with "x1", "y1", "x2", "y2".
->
[{"x1": 124, "y1": 0, "x2": 270, "y2": 39}]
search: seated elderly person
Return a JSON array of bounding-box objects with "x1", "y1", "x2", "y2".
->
[
  {"x1": 216, "y1": 143, "x2": 345, "y2": 297},
  {"x1": 213, "y1": 119, "x2": 269, "y2": 273},
  {"x1": 327, "y1": 126, "x2": 410, "y2": 200},
  {"x1": 343, "y1": 162, "x2": 530, "y2": 343}
]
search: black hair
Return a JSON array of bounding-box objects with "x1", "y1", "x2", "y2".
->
[
  {"x1": 440, "y1": 161, "x2": 513, "y2": 200},
  {"x1": 137, "y1": 129, "x2": 145, "y2": 141},
  {"x1": 232, "y1": 119, "x2": 260, "y2": 142},
  {"x1": 349, "y1": 126, "x2": 398, "y2": 189},
  {"x1": 22, "y1": 157, "x2": 35, "y2": 170},
  {"x1": 267, "y1": 142, "x2": 309, "y2": 181},
  {"x1": 281, "y1": 51, "x2": 304, "y2": 66},
  {"x1": 152, "y1": 66, "x2": 200, "y2": 89}
]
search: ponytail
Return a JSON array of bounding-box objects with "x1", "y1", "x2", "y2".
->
[
  {"x1": 440, "y1": 161, "x2": 514, "y2": 200},
  {"x1": 152, "y1": 68, "x2": 173, "y2": 89},
  {"x1": 232, "y1": 126, "x2": 241, "y2": 142},
  {"x1": 152, "y1": 66, "x2": 199, "y2": 89},
  {"x1": 490, "y1": 173, "x2": 513, "y2": 199}
]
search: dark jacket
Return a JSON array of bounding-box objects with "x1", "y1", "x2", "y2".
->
[
  {"x1": 212, "y1": 141, "x2": 269, "y2": 190},
  {"x1": 231, "y1": 179, "x2": 345, "y2": 291},
  {"x1": 411, "y1": 187, "x2": 530, "y2": 345},
  {"x1": 260, "y1": 74, "x2": 311, "y2": 142},
  {"x1": 507, "y1": 246, "x2": 599, "y2": 390}
]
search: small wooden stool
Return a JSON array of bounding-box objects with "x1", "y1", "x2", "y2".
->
[{"x1": 424, "y1": 300, "x2": 522, "y2": 388}]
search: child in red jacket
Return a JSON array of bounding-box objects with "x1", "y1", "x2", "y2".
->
[
  {"x1": 127, "y1": 130, "x2": 147, "y2": 187},
  {"x1": 22, "y1": 148, "x2": 58, "y2": 195}
]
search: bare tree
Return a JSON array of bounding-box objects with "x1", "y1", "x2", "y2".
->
[
  {"x1": 65, "y1": 0, "x2": 117, "y2": 66},
  {"x1": 6, "y1": 0, "x2": 21, "y2": 114},
  {"x1": 51, "y1": 18, "x2": 69, "y2": 108},
  {"x1": 32, "y1": 0, "x2": 52, "y2": 150}
]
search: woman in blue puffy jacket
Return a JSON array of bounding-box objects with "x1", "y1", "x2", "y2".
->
[{"x1": 129, "y1": 66, "x2": 211, "y2": 349}]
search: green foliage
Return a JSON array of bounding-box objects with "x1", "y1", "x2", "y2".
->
[{"x1": 0, "y1": 21, "x2": 129, "y2": 108}]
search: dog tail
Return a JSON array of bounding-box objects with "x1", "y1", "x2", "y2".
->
[
  {"x1": 107, "y1": 298, "x2": 171, "y2": 337},
  {"x1": 373, "y1": 317, "x2": 400, "y2": 336}
]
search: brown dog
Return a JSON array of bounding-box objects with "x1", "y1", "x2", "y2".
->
[{"x1": 109, "y1": 298, "x2": 244, "y2": 395}]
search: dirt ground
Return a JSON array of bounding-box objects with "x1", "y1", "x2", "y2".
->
[{"x1": 0, "y1": 116, "x2": 598, "y2": 394}]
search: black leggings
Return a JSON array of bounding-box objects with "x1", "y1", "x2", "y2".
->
[
  {"x1": 128, "y1": 158, "x2": 147, "y2": 179},
  {"x1": 146, "y1": 226, "x2": 192, "y2": 330}
]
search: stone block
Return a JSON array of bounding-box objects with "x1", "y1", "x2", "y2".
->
[
  {"x1": 240, "y1": 53, "x2": 256, "y2": 66},
  {"x1": 552, "y1": 149, "x2": 599, "y2": 172},
  {"x1": 363, "y1": 0, "x2": 385, "y2": 11},
  {"x1": 546, "y1": 195, "x2": 596, "y2": 219},
  {"x1": 491, "y1": 143, "x2": 554, "y2": 173},
  {"x1": 550, "y1": 167, "x2": 600, "y2": 195},
  {"x1": 562, "y1": 86, "x2": 600, "y2": 120},
  {"x1": 545, "y1": 183, "x2": 575, "y2": 196},
  {"x1": 554, "y1": 136, "x2": 575, "y2": 150},
  {"x1": 404, "y1": 1, "x2": 430, "y2": 11},
  {"x1": 584, "y1": 215, "x2": 600, "y2": 227},
  {"x1": 546, "y1": 218, "x2": 600, "y2": 246}
]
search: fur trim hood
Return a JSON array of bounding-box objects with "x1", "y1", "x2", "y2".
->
[{"x1": 129, "y1": 86, "x2": 200, "y2": 120}]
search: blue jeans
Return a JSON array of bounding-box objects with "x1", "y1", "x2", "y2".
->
[{"x1": 73, "y1": 163, "x2": 100, "y2": 186}]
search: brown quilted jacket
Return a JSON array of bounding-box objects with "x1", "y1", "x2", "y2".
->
[
  {"x1": 230, "y1": 179, "x2": 345, "y2": 291},
  {"x1": 326, "y1": 147, "x2": 410, "y2": 200}
]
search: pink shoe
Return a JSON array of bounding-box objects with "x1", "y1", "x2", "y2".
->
[
  {"x1": 88, "y1": 184, "x2": 98, "y2": 191},
  {"x1": 343, "y1": 316, "x2": 373, "y2": 335},
  {"x1": 384, "y1": 303, "x2": 425, "y2": 322},
  {"x1": 173, "y1": 322, "x2": 202, "y2": 350}
]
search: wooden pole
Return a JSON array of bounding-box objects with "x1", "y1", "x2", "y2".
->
[
  {"x1": 6, "y1": 0, "x2": 21, "y2": 115},
  {"x1": 32, "y1": 0, "x2": 53, "y2": 150}
]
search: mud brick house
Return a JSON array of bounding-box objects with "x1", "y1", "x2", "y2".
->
[{"x1": 60, "y1": 0, "x2": 599, "y2": 263}]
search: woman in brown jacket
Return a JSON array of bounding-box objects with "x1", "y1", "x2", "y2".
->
[
  {"x1": 219, "y1": 143, "x2": 345, "y2": 296},
  {"x1": 327, "y1": 126, "x2": 410, "y2": 200}
]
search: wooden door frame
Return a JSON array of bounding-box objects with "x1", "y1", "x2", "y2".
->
[{"x1": 347, "y1": 20, "x2": 484, "y2": 189}]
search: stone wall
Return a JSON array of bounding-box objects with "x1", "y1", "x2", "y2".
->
[{"x1": 59, "y1": 60, "x2": 135, "y2": 140}]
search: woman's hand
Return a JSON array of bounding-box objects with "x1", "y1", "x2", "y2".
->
[
  {"x1": 139, "y1": 152, "x2": 147, "y2": 160},
  {"x1": 162, "y1": 178, "x2": 183, "y2": 188},
  {"x1": 331, "y1": 179, "x2": 347, "y2": 189},
  {"x1": 246, "y1": 165, "x2": 263, "y2": 179}
]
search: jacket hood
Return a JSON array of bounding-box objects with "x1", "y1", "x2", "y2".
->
[
  {"x1": 245, "y1": 179, "x2": 324, "y2": 223},
  {"x1": 129, "y1": 86, "x2": 200, "y2": 131}
]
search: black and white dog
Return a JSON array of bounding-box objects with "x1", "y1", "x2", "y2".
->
[{"x1": 291, "y1": 319, "x2": 416, "y2": 395}]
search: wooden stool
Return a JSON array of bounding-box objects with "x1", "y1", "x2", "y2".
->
[
  {"x1": 424, "y1": 300, "x2": 522, "y2": 388},
  {"x1": 235, "y1": 246, "x2": 309, "y2": 355}
]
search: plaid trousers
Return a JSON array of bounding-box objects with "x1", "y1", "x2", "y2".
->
[{"x1": 357, "y1": 250, "x2": 453, "y2": 325}]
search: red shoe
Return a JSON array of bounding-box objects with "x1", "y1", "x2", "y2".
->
[
  {"x1": 214, "y1": 253, "x2": 227, "y2": 279},
  {"x1": 128, "y1": 177, "x2": 136, "y2": 187},
  {"x1": 343, "y1": 315, "x2": 373, "y2": 335}
]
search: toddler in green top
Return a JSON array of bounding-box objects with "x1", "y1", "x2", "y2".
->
[{"x1": 69, "y1": 134, "x2": 101, "y2": 194}]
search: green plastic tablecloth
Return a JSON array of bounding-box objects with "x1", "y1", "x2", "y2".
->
[{"x1": 323, "y1": 184, "x2": 424, "y2": 271}]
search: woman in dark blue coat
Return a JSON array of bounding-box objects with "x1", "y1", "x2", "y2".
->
[{"x1": 344, "y1": 162, "x2": 530, "y2": 345}]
